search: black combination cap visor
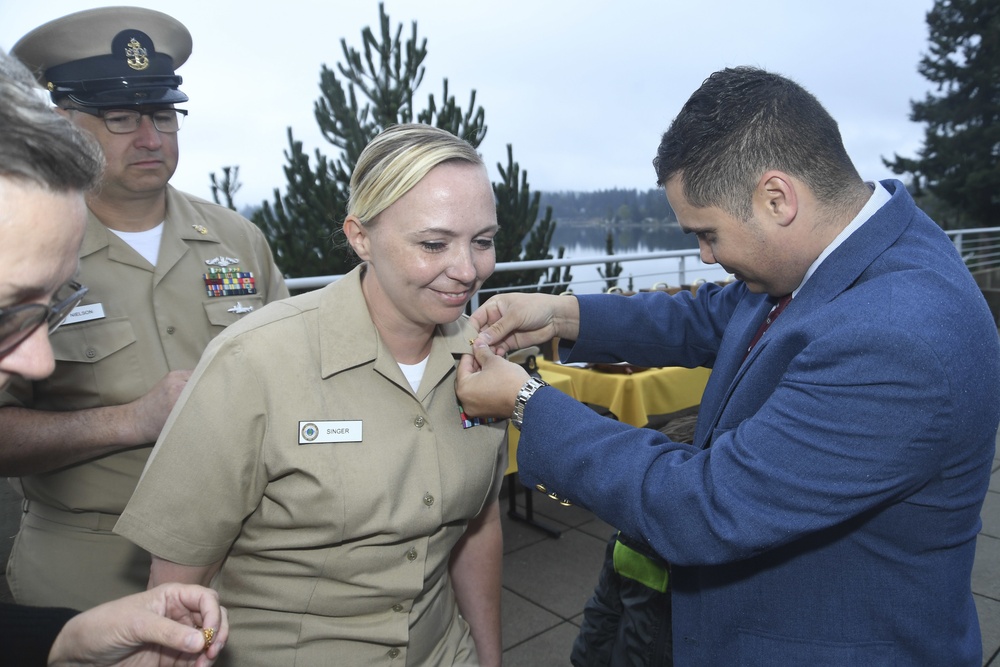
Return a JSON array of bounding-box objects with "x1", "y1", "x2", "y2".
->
[{"x1": 45, "y1": 30, "x2": 188, "y2": 108}]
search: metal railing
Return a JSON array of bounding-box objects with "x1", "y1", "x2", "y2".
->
[
  {"x1": 467, "y1": 248, "x2": 726, "y2": 309},
  {"x1": 284, "y1": 225, "x2": 1000, "y2": 308},
  {"x1": 951, "y1": 226, "x2": 1000, "y2": 275}
]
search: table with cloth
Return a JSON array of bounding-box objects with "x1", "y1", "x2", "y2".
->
[
  {"x1": 505, "y1": 358, "x2": 711, "y2": 535},
  {"x1": 534, "y1": 359, "x2": 710, "y2": 428}
]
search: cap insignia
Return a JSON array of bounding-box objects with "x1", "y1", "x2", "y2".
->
[{"x1": 125, "y1": 38, "x2": 150, "y2": 71}]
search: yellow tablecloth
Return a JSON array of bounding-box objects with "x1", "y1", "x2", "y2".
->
[
  {"x1": 505, "y1": 361, "x2": 710, "y2": 475},
  {"x1": 535, "y1": 358, "x2": 711, "y2": 427}
]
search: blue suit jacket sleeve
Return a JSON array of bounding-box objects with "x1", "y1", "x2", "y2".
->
[
  {"x1": 519, "y1": 314, "x2": 968, "y2": 565},
  {"x1": 565, "y1": 281, "x2": 749, "y2": 370}
]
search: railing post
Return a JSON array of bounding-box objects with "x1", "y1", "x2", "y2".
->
[
  {"x1": 952, "y1": 232, "x2": 964, "y2": 255},
  {"x1": 678, "y1": 255, "x2": 686, "y2": 286}
]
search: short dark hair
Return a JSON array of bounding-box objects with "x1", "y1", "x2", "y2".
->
[
  {"x1": 0, "y1": 49, "x2": 103, "y2": 192},
  {"x1": 653, "y1": 66, "x2": 861, "y2": 220}
]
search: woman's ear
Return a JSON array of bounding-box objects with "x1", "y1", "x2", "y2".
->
[{"x1": 343, "y1": 215, "x2": 371, "y2": 261}]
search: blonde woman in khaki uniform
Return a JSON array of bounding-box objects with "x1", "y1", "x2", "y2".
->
[
  {"x1": 1, "y1": 7, "x2": 288, "y2": 611},
  {"x1": 117, "y1": 124, "x2": 506, "y2": 666}
]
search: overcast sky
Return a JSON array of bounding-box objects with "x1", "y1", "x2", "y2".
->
[{"x1": 1, "y1": 1, "x2": 937, "y2": 208}]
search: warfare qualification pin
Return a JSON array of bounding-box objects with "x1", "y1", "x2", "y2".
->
[
  {"x1": 205, "y1": 256, "x2": 240, "y2": 267},
  {"x1": 227, "y1": 302, "x2": 254, "y2": 314}
]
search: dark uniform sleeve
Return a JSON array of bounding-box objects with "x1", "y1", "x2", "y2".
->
[{"x1": 0, "y1": 602, "x2": 78, "y2": 666}]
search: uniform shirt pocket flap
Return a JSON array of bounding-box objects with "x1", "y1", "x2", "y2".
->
[
  {"x1": 203, "y1": 296, "x2": 265, "y2": 327},
  {"x1": 53, "y1": 318, "x2": 137, "y2": 363}
]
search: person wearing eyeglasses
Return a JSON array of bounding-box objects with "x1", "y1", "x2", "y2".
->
[
  {"x1": 0, "y1": 44, "x2": 230, "y2": 667},
  {"x1": 2, "y1": 7, "x2": 288, "y2": 612},
  {"x1": 0, "y1": 283, "x2": 88, "y2": 381}
]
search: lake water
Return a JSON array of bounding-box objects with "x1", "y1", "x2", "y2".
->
[{"x1": 511, "y1": 220, "x2": 731, "y2": 295}]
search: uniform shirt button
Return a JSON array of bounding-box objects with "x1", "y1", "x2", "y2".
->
[
  {"x1": 388, "y1": 648, "x2": 401, "y2": 659},
  {"x1": 166, "y1": 326, "x2": 176, "y2": 335},
  {"x1": 392, "y1": 603, "x2": 404, "y2": 613},
  {"x1": 85, "y1": 348, "x2": 96, "y2": 359},
  {"x1": 423, "y1": 493, "x2": 434, "y2": 507},
  {"x1": 413, "y1": 415, "x2": 425, "y2": 428},
  {"x1": 406, "y1": 547, "x2": 418, "y2": 561}
]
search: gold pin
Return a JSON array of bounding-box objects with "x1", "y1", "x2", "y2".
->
[
  {"x1": 192, "y1": 224, "x2": 207, "y2": 235},
  {"x1": 199, "y1": 626, "x2": 215, "y2": 650}
]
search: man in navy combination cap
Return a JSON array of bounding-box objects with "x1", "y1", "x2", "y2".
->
[
  {"x1": 2, "y1": 7, "x2": 288, "y2": 611},
  {"x1": 12, "y1": 6, "x2": 193, "y2": 109}
]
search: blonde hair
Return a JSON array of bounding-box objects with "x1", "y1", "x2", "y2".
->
[{"x1": 348, "y1": 124, "x2": 484, "y2": 225}]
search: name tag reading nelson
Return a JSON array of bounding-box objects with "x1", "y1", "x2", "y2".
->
[
  {"x1": 299, "y1": 421, "x2": 363, "y2": 445},
  {"x1": 65, "y1": 302, "x2": 106, "y2": 325}
]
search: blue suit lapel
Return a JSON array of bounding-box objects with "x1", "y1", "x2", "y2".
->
[{"x1": 693, "y1": 294, "x2": 772, "y2": 447}]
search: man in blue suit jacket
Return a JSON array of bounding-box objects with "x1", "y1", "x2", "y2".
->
[{"x1": 457, "y1": 66, "x2": 1000, "y2": 665}]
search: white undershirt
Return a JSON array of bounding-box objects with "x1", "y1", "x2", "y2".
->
[
  {"x1": 108, "y1": 222, "x2": 165, "y2": 266},
  {"x1": 397, "y1": 357, "x2": 429, "y2": 393}
]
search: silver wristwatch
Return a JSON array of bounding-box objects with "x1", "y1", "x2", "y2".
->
[{"x1": 511, "y1": 377, "x2": 548, "y2": 431}]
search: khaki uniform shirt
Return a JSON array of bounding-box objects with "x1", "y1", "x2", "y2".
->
[
  {"x1": 2, "y1": 186, "x2": 288, "y2": 604},
  {"x1": 117, "y1": 266, "x2": 507, "y2": 666}
]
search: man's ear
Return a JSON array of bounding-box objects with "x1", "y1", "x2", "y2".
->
[
  {"x1": 342, "y1": 215, "x2": 371, "y2": 261},
  {"x1": 756, "y1": 171, "x2": 798, "y2": 227}
]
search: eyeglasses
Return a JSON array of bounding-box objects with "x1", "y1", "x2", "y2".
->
[
  {"x1": 0, "y1": 281, "x2": 89, "y2": 358},
  {"x1": 69, "y1": 107, "x2": 188, "y2": 134}
]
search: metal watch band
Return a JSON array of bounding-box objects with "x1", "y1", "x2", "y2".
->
[{"x1": 511, "y1": 377, "x2": 548, "y2": 431}]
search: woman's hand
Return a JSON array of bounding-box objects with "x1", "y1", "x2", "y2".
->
[{"x1": 457, "y1": 341, "x2": 530, "y2": 419}]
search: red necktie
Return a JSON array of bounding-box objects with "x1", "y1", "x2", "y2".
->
[{"x1": 745, "y1": 294, "x2": 792, "y2": 357}]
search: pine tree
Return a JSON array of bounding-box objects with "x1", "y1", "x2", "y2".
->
[
  {"x1": 253, "y1": 132, "x2": 344, "y2": 278},
  {"x1": 884, "y1": 0, "x2": 1000, "y2": 229},
  {"x1": 209, "y1": 166, "x2": 241, "y2": 211},
  {"x1": 482, "y1": 145, "x2": 559, "y2": 295},
  {"x1": 250, "y1": 3, "x2": 554, "y2": 280}
]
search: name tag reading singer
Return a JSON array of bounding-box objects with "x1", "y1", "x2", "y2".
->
[{"x1": 299, "y1": 421, "x2": 363, "y2": 444}]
